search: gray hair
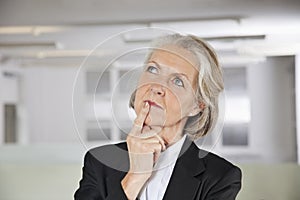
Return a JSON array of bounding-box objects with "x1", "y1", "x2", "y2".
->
[{"x1": 129, "y1": 33, "x2": 224, "y2": 140}]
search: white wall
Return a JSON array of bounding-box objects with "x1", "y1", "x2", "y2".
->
[
  {"x1": 248, "y1": 56, "x2": 297, "y2": 162},
  {"x1": 22, "y1": 66, "x2": 84, "y2": 144}
]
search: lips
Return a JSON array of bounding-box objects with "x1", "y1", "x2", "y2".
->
[{"x1": 144, "y1": 100, "x2": 163, "y2": 109}]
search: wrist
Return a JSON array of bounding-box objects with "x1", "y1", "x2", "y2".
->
[{"x1": 121, "y1": 172, "x2": 150, "y2": 200}]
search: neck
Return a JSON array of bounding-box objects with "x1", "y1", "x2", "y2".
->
[{"x1": 153, "y1": 118, "x2": 188, "y2": 147}]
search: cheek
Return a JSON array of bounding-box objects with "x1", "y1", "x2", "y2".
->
[
  {"x1": 165, "y1": 93, "x2": 183, "y2": 119},
  {"x1": 165, "y1": 92, "x2": 194, "y2": 118}
]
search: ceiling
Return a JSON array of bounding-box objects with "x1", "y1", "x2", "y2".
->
[
  {"x1": 0, "y1": 0, "x2": 300, "y2": 68},
  {"x1": 1, "y1": 0, "x2": 300, "y2": 26}
]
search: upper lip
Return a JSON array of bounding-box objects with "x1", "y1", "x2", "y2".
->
[{"x1": 144, "y1": 100, "x2": 163, "y2": 109}]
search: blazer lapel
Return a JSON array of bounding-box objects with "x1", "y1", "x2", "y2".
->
[{"x1": 163, "y1": 138, "x2": 206, "y2": 200}]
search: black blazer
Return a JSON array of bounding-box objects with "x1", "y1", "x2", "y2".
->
[{"x1": 74, "y1": 138, "x2": 242, "y2": 200}]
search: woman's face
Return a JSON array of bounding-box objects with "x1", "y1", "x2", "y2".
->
[{"x1": 134, "y1": 45, "x2": 200, "y2": 128}]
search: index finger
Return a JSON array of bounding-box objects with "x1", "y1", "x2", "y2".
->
[{"x1": 132, "y1": 101, "x2": 150, "y2": 132}]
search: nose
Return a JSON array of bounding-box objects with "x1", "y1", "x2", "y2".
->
[{"x1": 150, "y1": 84, "x2": 165, "y2": 97}]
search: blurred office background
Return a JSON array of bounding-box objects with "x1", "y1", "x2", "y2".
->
[{"x1": 0, "y1": 0, "x2": 300, "y2": 199}]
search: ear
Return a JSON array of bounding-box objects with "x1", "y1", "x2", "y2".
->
[{"x1": 188, "y1": 101, "x2": 205, "y2": 117}]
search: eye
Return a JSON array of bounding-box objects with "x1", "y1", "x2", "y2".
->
[
  {"x1": 146, "y1": 65, "x2": 158, "y2": 74},
  {"x1": 173, "y1": 77, "x2": 184, "y2": 87}
]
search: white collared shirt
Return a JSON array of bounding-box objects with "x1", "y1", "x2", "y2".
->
[{"x1": 138, "y1": 135, "x2": 187, "y2": 200}]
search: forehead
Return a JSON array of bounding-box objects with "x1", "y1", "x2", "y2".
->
[{"x1": 148, "y1": 45, "x2": 199, "y2": 78}]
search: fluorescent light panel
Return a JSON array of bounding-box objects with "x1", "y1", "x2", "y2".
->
[
  {"x1": 0, "y1": 26, "x2": 69, "y2": 35},
  {"x1": 0, "y1": 42, "x2": 57, "y2": 49}
]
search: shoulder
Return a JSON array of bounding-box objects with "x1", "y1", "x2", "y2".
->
[
  {"x1": 190, "y1": 144, "x2": 242, "y2": 198},
  {"x1": 205, "y1": 150, "x2": 240, "y2": 173},
  {"x1": 84, "y1": 141, "x2": 129, "y2": 172},
  {"x1": 89, "y1": 141, "x2": 128, "y2": 155},
  {"x1": 197, "y1": 146, "x2": 242, "y2": 182},
  {"x1": 180, "y1": 139, "x2": 241, "y2": 181},
  {"x1": 184, "y1": 140, "x2": 241, "y2": 176}
]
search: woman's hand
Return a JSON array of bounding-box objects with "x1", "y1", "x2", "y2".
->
[{"x1": 121, "y1": 102, "x2": 166, "y2": 199}]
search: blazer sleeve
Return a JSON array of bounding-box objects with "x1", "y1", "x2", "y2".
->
[
  {"x1": 74, "y1": 151, "x2": 101, "y2": 199},
  {"x1": 74, "y1": 151, "x2": 129, "y2": 200},
  {"x1": 205, "y1": 166, "x2": 242, "y2": 200}
]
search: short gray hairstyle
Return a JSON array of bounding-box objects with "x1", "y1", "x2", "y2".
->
[{"x1": 129, "y1": 33, "x2": 224, "y2": 140}]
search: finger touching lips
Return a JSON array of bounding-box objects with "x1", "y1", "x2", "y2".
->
[{"x1": 132, "y1": 102, "x2": 150, "y2": 133}]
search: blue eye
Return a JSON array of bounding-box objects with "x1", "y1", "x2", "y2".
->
[
  {"x1": 174, "y1": 77, "x2": 184, "y2": 87},
  {"x1": 147, "y1": 65, "x2": 158, "y2": 74}
]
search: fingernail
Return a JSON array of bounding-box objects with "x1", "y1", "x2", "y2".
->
[{"x1": 144, "y1": 101, "x2": 149, "y2": 108}]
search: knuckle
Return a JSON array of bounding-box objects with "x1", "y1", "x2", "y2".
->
[{"x1": 134, "y1": 118, "x2": 141, "y2": 124}]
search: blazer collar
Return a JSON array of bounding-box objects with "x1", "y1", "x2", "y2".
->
[{"x1": 162, "y1": 137, "x2": 206, "y2": 200}]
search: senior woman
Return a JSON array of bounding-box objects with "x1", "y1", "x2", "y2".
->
[{"x1": 74, "y1": 34, "x2": 242, "y2": 200}]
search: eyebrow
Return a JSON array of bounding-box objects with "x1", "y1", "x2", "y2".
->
[{"x1": 147, "y1": 60, "x2": 191, "y2": 82}]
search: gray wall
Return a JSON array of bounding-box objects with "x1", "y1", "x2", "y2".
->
[{"x1": 248, "y1": 56, "x2": 297, "y2": 162}]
